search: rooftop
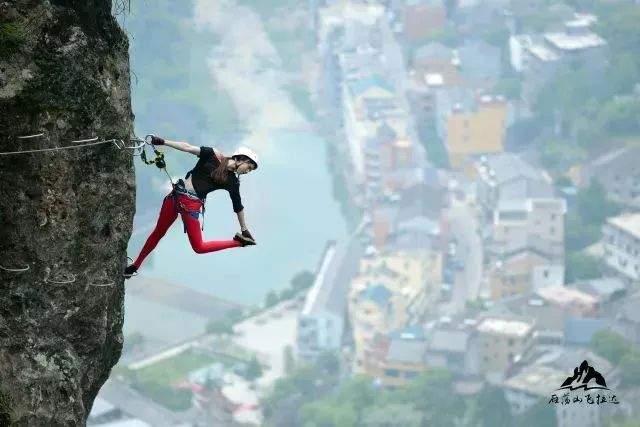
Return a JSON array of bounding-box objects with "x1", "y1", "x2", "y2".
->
[
  {"x1": 414, "y1": 42, "x2": 453, "y2": 62},
  {"x1": 387, "y1": 338, "x2": 427, "y2": 364},
  {"x1": 347, "y1": 74, "x2": 395, "y2": 99},
  {"x1": 564, "y1": 317, "x2": 607, "y2": 345},
  {"x1": 532, "y1": 347, "x2": 613, "y2": 375},
  {"x1": 390, "y1": 324, "x2": 426, "y2": 341},
  {"x1": 527, "y1": 44, "x2": 560, "y2": 62},
  {"x1": 606, "y1": 213, "x2": 640, "y2": 239},
  {"x1": 544, "y1": 32, "x2": 606, "y2": 51},
  {"x1": 477, "y1": 153, "x2": 551, "y2": 188},
  {"x1": 619, "y1": 292, "x2": 640, "y2": 323},
  {"x1": 535, "y1": 285, "x2": 598, "y2": 308},
  {"x1": 575, "y1": 277, "x2": 627, "y2": 299},
  {"x1": 361, "y1": 284, "x2": 393, "y2": 308},
  {"x1": 589, "y1": 145, "x2": 640, "y2": 168},
  {"x1": 503, "y1": 365, "x2": 567, "y2": 397},
  {"x1": 477, "y1": 317, "x2": 534, "y2": 337},
  {"x1": 428, "y1": 329, "x2": 469, "y2": 353}
]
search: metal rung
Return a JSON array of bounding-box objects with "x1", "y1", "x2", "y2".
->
[
  {"x1": 17, "y1": 133, "x2": 44, "y2": 139},
  {"x1": 70, "y1": 137, "x2": 98, "y2": 143},
  {"x1": 0, "y1": 263, "x2": 30, "y2": 272},
  {"x1": 88, "y1": 281, "x2": 115, "y2": 287}
]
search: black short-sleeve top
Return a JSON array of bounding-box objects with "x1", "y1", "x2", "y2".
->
[{"x1": 184, "y1": 146, "x2": 243, "y2": 213}]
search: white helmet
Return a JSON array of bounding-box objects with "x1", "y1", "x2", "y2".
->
[{"x1": 231, "y1": 146, "x2": 259, "y2": 170}]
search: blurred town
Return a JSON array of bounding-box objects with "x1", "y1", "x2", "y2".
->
[{"x1": 91, "y1": 0, "x2": 640, "y2": 426}]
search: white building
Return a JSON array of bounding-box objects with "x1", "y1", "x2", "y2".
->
[
  {"x1": 602, "y1": 213, "x2": 640, "y2": 281},
  {"x1": 509, "y1": 35, "x2": 533, "y2": 72},
  {"x1": 490, "y1": 198, "x2": 567, "y2": 262},
  {"x1": 503, "y1": 365, "x2": 602, "y2": 427},
  {"x1": 296, "y1": 239, "x2": 362, "y2": 362}
]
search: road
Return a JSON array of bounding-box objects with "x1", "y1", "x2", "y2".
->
[{"x1": 441, "y1": 197, "x2": 484, "y2": 315}]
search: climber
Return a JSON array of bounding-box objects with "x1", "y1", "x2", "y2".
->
[{"x1": 124, "y1": 136, "x2": 259, "y2": 278}]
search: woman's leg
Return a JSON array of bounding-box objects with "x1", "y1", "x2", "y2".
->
[
  {"x1": 181, "y1": 208, "x2": 241, "y2": 254},
  {"x1": 132, "y1": 193, "x2": 179, "y2": 268}
]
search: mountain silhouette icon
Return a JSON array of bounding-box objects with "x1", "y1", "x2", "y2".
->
[{"x1": 559, "y1": 360, "x2": 608, "y2": 391}]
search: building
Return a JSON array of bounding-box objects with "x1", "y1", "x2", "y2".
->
[
  {"x1": 520, "y1": 15, "x2": 607, "y2": 107},
  {"x1": 475, "y1": 152, "x2": 554, "y2": 222},
  {"x1": 612, "y1": 291, "x2": 640, "y2": 346},
  {"x1": 534, "y1": 285, "x2": 598, "y2": 317},
  {"x1": 297, "y1": 239, "x2": 362, "y2": 362},
  {"x1": 435, "y1": 88, "x2": 508, "y2": 172},
  {"x1": 580, "y1": 145, "x2": 640, "y2": 208},
  {"x1": 503, "y1": 365, "x2": 603, "y2": 427},
  {"x1": 572, "y1": 277, "x2": 627, "y2": 305},
  {"x1": 349, "y1": 249, "x2": 442, "y2": 372},
  {"x1": 476, "y1": 317, "x2": 535, "y2": 380},
  {"x1": 487, "y1": 249, "x2": 564, "y2": 300},
  {"x1": 411, "y1": 42, "x2": 459, "y2": 86},
  {"x1": 402, "y1": 0, "x2": 446, "y2": 42},
  {"x1": 489, "y1": 198, "x2": 567, "y2": 262},
  {"x1": 343, "y1": 74, "x2": 397, "y2": 184},
  {"x1": 602, "y1": 213, "x2": 640, "y2": 281},
  {"x1": 509, "y1": 35, "x2": 533, "y2": 73},
  {"x1": 503, "y1": 347, "x2": 613, "y2": 427},
  {"x1": 457, "y1": 39, "x2": 502, "y2": 89},
  {"x1": 365, "y1": 325, "x2": 429, "y2": 387},
  {"x1": 424, "y1": 328, "x2": 474, "y2": 374},
  {"x1": 503, "y1": 364, "x2": 567, "y2": 415}
]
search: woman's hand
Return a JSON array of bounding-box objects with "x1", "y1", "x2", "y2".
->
[{"x1": 150, "y1": 135, "x2": 165, "y2": 145}]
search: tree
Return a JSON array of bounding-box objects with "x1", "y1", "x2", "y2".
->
[
  {"x1": 361, "y1": 403, "x2": 422, "y2": 427},
  {"x1": 336, "y1": 375, "x2": 377, "y2": 415},
  {"x1": 471, "y1": 385, "x2": 513, "y2": 427},
  {"x1": 205, "y1": 318, "x2": 233, "y2": 335},
  {"x1": 590, "y1": 330, "x2": 632, "y2": 365},
  {"x1": 578, "y1": 180, "x2": 622, "y2": 225},
  {"x1": 565, "y1": 252, "x2": 603, "y2": 283},
  {"x1": 264, "y1": 290, "x2": 279, "y2": 308},
  {"x1": 226, "y1": 307, "x2": 244, "y2": 322},
  {"x1": 316, "y1": 350, "x2": 340, "y2": 376},
  {"x1": 404, "y1": 369, "x2": 464, "y2": 427},
  {"x1": 291, "y1": 270, "x2": 315, "y2": 292},
  {"x1": 596, "y1": 96, "x2": 640, "y2": 137},
  {"x1": 619, "y1": 351, "x2": 640, "y2": 388},
  {"x1": 244, "y1": 355, "x2": 263, "y2": 381},
  {"x1": 283, "y1": 345, "x2": 295, "y2": 375},
  {"x1": 515, "y1": 399, "x2": 557, "y2": 427},
  {"x1": 300, "y1": 401, "x2": 357, "y2": 427}
]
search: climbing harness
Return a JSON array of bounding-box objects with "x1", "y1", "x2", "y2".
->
[
  {"x1": 172, "y1": 179, "x2": 206, "y2": 233},
  {"x1": 134, "y1": 134, "x2": 205, "y2": 231}
]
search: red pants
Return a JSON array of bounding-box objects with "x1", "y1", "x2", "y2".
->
[{"x1": 132, "y1": 192, "x2": 241, "y2": 269}]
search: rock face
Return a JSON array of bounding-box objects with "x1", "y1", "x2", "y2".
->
[{"x1": 0, "y1": 1, "x2": 134, "y2": 425}]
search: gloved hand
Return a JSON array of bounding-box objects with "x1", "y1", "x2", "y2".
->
[
  {"x1": 150, "y1": 135, "x2": 165, "y2": 146},
  {"x1": 242, "y1": 229, "x2": 255, "y2": 241}
]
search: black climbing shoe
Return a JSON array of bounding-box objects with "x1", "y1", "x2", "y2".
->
[
  {"x1": 234, "y1": 232, "x2": 256, "y2": 246},
  {"x1": 123, "y1": 264, "x2": 138, "y2": 279}
]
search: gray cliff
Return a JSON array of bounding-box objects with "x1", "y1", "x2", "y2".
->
[{"x1": 0, "y1": 0, "x2": 134, "y2": 425}]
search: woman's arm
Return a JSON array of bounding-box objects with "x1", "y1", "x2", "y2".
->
[{"x1": 162, "y1": 139, "x2": 201, "y2": 156}]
